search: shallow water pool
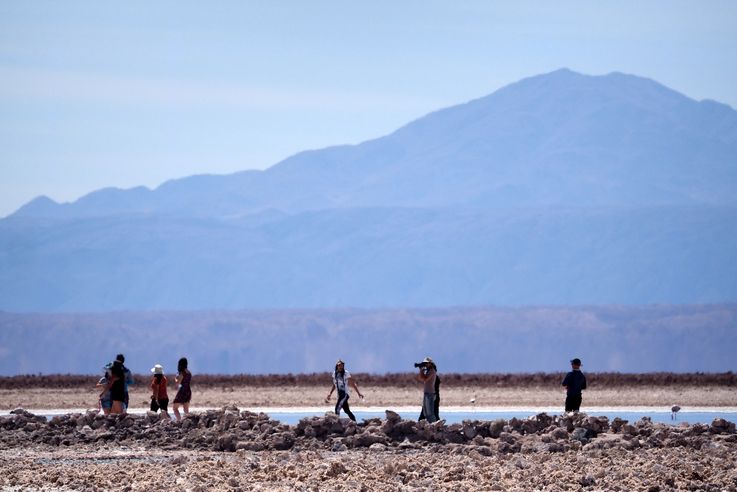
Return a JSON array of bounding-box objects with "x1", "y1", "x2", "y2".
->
[{"x1": 268, "y1": 410, "x2": 737, "y2": 426}]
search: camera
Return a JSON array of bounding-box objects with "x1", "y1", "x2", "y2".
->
[{"x1": 414, "y1": 362, "x2": 428, "y2": 368}]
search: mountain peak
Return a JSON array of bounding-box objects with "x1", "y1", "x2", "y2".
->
[{"x1": 13, "y1": 195, "x2": 60, "y2": 217}]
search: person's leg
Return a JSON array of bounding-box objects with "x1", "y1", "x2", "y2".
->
[
  {"x1": 173, "y1": 403, "x2": 181, "y2": 421},
  {"x1": 572, "y1": 395, "x2": 582, "y2": 412},
  {"x1": 341, "y1": 397, "x2": 356, "y2": 422},
  {"x1": 111, "y1": 400, "x2": 124, "y2": 415},
  {"x1": 336, "y1": 391, "x2": 349, "y2": 417},
  {"x1": 183, "y1": 402, "x2": 190, "y2": 416},
  {"x1": 434, "y1": 394, "x2": 440, "y2": 421},
  {"x1": 160, "y1": 399, "x2": 170, "y2": 418},
  {"x1": 423, "y1": 393, "x2": 437, "y2": 423},
  {"x1": 335, "y1": 391, "x2": 343, "y2": 415}
]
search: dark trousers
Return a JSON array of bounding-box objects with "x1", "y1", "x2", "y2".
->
[
  {"x1": 335, "y1": 390, "x2": 356, "y2": 421},
  {"x1": 565, "y1": 394, "x2": 582, "y2": 412},
  {"x1": 419, "y1": 393, "x2": 440, "y2": 422}
]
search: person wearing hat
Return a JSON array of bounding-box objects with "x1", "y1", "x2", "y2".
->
[
  {"x1": 325, "y1": 359, "x2": 363, "y2": 421},
  {"x1": 562, "y1": 358, "x2": 587, "y2": 412},
  {"x1": 417, "y1": 356, "x2": 439, "y2": 423},
  {"x1": 149, "y1": 364, "x2": 170, "y2": 418}
]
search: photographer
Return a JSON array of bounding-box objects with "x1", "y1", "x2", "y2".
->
[{"x1": 415, "y1": 356, "x2": 439, "y2": 423}]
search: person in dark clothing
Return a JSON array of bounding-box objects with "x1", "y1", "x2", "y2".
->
[
  {"x1": 109, "y1": 359, "x2": 126, "y2": 414},
  {"x1": 173, "y1": 357, "x2": 192, "y2": 421},
  {"x1": 562, "y1": 358, "x2": 587, "y2": 412},
  {"x1": 116, "y1": 354, "x2": 133, "y2": 410},
  {"x1": 325, "y1": 359, "x2": 363, "y2": 421}
]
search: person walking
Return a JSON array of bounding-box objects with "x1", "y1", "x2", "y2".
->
[
  {"x1": 149, "y1": 364, "x2": 170, "y2": 418},
  {"x1": 562, "y1": 357, "x2": 587, "y2": 412},
  {"x1": 325, "y1": 359, "x2": 363, "y2": 421},
  {"x1": 416, "y1": 356, "x2": 438, "y2": 423},
  {"x1": 172, "y1": 357, "x2": 192, "y2": 421}
]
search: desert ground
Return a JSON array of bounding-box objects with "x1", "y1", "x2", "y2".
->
[
  {"x1": 2, "y1": 385, "x2": 737, "y2": 412},
  {"x1": 1, "y1": 375, "x2": 735, "y2": 490},
  {"x1": 2, "y1": 375, "x2": 737, "y2": 410}
]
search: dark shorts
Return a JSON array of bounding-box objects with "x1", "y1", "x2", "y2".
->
[
  {"x1": 565, "y1": 394, "x2": 582, "y2": 412},
  {"x1": 151, "y1": 398, "x2": 169, "y2": 413},
  {"x1": 173, "y1": 388, "x2": 191, "y2": 404}
]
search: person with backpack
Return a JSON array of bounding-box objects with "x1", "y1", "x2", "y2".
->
[
  {"x1": 325, "y1": 359, "x2": 363, "y2": 421},
  {"x1": 115, "y1": 354, "x2": 134, "y2": 411},
  {"x1": 149, "y1": 364, "x2": 170, "y2": 418},
  {"x1": 416, "y1": 356, "x2": 439, "y2": 423},
  {"x1": 109, "y1": 358, "x2": 127, "y2": 415}
]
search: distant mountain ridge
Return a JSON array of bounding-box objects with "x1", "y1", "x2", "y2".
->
[
  {"x1": 12, "y1": 69, "x2": 737, "y2": 220},
  {"x1": 1, "y1": 69, "x2": 736, "y2": 311}
]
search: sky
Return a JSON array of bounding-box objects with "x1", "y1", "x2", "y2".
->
[{"x1": 1, "y1": 1, "x2": 736, "y2": 218}]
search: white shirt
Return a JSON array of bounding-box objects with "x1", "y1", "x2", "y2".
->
[{"x1": 332, "y1": 370, "x2": 351, "y2": 395}]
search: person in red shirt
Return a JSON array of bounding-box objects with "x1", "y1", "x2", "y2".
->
[{"x1": 149, "y1": 364, "x2": 170, "y2": 418}]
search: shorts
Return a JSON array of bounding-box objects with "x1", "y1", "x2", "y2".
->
[
  {"x1": 100, "y1": 398, "x2": 112, "y2": 410},
  {"x1": 565, "y1": 394, "x2": 582, "y2": 412},
  {"x1": 151, "y1": 398, "x2": 169, "y2": 413}
]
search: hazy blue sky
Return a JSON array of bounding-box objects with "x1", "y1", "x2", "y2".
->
[{"x1": 1, "y1": 1, "x2": 736, "y2": 217}]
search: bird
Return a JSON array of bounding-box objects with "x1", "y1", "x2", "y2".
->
[{"x1": 671, "y1": 405, "x2": 681, "y2": 420}]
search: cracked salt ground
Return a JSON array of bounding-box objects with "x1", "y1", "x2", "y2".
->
[{"x1": 1, "y1": 407, "x2": 737, "y2": 490}]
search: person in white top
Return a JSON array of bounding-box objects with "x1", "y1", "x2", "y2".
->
[{"x1": 325, "y1": 359, "x2": 364, "y2": 421}]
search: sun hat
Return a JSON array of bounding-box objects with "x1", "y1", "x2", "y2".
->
[
  {"x1": 570, "y1": 358, "x2": 582, "y2": 366},
  {"x1": 422, "y1": 356, "x2": 434, "y2": 364},
  {"x1": 150, "y1": 364, "x2": 164, "y2": 375}
]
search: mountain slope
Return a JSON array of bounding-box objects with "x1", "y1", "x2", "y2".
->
[
  {"x1": 2, "y1": 69, "x2": 736, "y2": 311},
  {"x1": 1, "y1": 206, "x2": 735, "y2": 311},
  {"x1": 12, "y1": 69, "x2": 737, "y2": 219}
]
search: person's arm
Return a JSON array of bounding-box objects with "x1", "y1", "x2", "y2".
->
[
  {"x1": 581, "y1": 374, "x2": 587, "y2": 391},
  {"x1": 325, "y1": 382, "x2": 336, "y2": 403},
  {"x1": 151, "y1": 379, "x2": 158, "y2": 400},
  {"x1": 125, "y1": 370, "x2": 134, "y2": 386},
  {"x1": 562, "y1": 373, "x2": 570, "y2": 391},
  {"x1": 417, "y1": 367, "x2": 429, "y2": 382},
  {"x1": 348, "y1": 377, "x2": 363, "y2": 399}
]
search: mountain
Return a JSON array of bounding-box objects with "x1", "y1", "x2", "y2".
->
[
  {"x1": 1, "y1": 69, "x2": 736, "y2": 311},
  {"x1": 12, "y1": 68, "x2": 737, "y2": 220},
  {"x1": 2, "y1": 306, "x2": 736, "y2": 374}
]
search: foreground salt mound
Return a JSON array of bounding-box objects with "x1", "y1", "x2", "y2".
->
[{"x1": 2, "y1": 406, "x2": 735, "y2": 453}]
